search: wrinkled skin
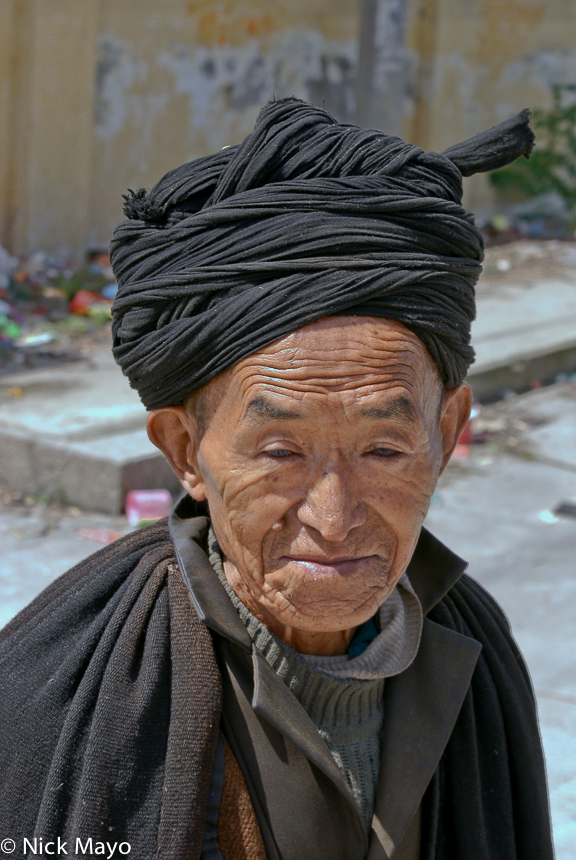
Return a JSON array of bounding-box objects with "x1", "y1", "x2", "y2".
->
[{"x1": 148, "y1": 317, "x2": 471, "y2": 656}]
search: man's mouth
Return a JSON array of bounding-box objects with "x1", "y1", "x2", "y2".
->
[{"x1": 280, "y1": 555, "x2": 378, "y2": 577}]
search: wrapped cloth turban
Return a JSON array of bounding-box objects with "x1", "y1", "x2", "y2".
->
[{"x1": 110, "y1": 99, "x2": 534, "y2": 409}]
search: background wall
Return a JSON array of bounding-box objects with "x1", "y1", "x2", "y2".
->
[
  {"x1": 1, "y1": 0, "x2": 575, "y2": 256},
  {"x1": 402, "y1": 0, "x2": 576, "y2": 217}
]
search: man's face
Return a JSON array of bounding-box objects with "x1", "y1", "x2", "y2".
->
[{"x1": 150, "y1": 317, "x2": 470, "y2": 646}]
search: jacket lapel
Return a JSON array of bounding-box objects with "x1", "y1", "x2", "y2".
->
[
  {"x1": 251, "y1": 649, "x2": 363, "y2": 816},
  {"x1": 170, "y1": 501, "x2": 483, "y2": 860},
  {"x1": 170, "y1": 499, "x2": 252, "y2": 650},
  {"x1": 367, "y1": 528, "x2": 482, "y2": 860}
]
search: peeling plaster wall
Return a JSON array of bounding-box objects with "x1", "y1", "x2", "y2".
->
[
  {"x1": 88, "y1": 0, "x2": 359, "y2": 250},
  {"x1": 0, "y1": 0, "x2": 359, "y2": 255},
  {"x1": 1, "y1": 0, "x2": 576, "y2": 254},
  {"x1": 403, "y1": 0, "x2": 576, "y2": 217}
]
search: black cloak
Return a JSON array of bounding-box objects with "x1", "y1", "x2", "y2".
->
[{"x1": 0, "y1": 500, "x2": 554, "y2": 859}]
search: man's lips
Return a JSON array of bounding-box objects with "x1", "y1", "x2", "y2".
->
[{"x1": 279, "y1": 555, "x2": 377, "y2": 577}]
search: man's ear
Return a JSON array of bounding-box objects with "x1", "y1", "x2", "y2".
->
[
  {"x1": 438, "y1": 383, "x2": 473, "y2": 474},
  {"x1": 146, "y1": 407, "x2": 207, "y2": 501}
]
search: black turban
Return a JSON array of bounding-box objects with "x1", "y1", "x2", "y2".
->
[{"x1": 110, "y1": 99, "x2": 534, "y2": 409}]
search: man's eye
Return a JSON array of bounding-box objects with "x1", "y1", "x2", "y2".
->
[
  {"x1": 371, "y1": 447, "x2": 398, "y2": 458},
  {"x1": 266, "y1": 448, "x2": 295, "y2": 459}
]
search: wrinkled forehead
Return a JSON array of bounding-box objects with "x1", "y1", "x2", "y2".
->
[{"x1": 212, "y1": 316, "x2": 444, "y2": 414}]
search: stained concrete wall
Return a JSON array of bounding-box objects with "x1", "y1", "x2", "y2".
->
[
  {"x1": 1, "y1": 0, "x2": 575, "y2": 256},
  {"x1": 403, "y1": 0, "x2": 576, "y2": 217},
  {"x1": 0, "y1": 0, "x2": 359, "y2": 256}
]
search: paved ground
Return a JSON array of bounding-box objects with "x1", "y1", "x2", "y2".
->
[
  {"x1": 0, "y1": 504, "x2": 133, "y2": 629},
  {"x1": 0, "y1": 381, "x2": 575, "y2": 857},
  {"x1": 427, "y1": 382, "x2": 576, "y2": 859},
  {"x1": 0, "y1": 342, "x2": 179, "y2": 513}
]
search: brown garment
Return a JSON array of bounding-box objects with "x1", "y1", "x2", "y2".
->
[{"x1": 218, "y1": 737, "x2": 267, "y2": 860}]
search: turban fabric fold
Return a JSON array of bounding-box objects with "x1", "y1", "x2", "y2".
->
[{"x1": 110, "y1": 99, "x2": 534, "y2": 408}]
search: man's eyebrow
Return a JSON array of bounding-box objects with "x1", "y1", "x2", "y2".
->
[
  {"x1": 244, "y1": 396, "x2": 302, "y2": 422},
  {"x1": 361, "y1": 396, "x2": 418, "y2": 424}
]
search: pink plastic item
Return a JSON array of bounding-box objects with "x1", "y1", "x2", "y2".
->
[
  {"x1": 452, "y1": 444, "x2": 470, "y2": 460},
  {"x1": 125, "y1": 489, "x2": 172, "y2": 526},
  {"x1": 458, "y1": 420, "x2": 473, "y2": 445}
]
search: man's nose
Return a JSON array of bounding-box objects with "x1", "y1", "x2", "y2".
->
[{"x1": 298, "y1": 465, "x2": 365, "y2": 542}]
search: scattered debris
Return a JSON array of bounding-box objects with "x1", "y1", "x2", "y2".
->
[
  {"x1": 538, "y1": 510, "x2": 559, "y2": 524},
  {"x1": 444, "y1": 377, "x2": 576, "y2": 482},
  {"x1": 452, "y1": 444, "x2": 470, "y2": 459},
  {"x1": 480, "y1": 239, "x2": 576, "y2": 291},
  {"x1": 0, "y1": 244, "x2": 116, "y2": 374},
  {"x1": 0, "y1": 480, "x2": 132, "y2": 542},
  {"x1": 5, "y1": 386, "x2": 24, "y2": 399},
  {"x1": 76, "y1": 527, "x2": 123, "y2": 544},
  {"x1": 481, "y1": 197, "x2": 575, "y2": 246},
  {"x1": 125, "y1": 489, "x2": 173, "y2": 526},
  {"x1": 553, "y1": 501, "x2": 576, "y2": 520}
]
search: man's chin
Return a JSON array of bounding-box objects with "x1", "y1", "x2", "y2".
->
[{"x1": 265, "y1": 563, "x2": 394, "y2": 620}]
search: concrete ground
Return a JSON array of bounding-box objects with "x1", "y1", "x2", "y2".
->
[
  {"x1": 427, "y1": 382, "x2": 576, "y2": 860},
  {"x1": 0, "y1": 504, "x2": 134, "y2": 629},
  {"x1": 0, "y1": 381, "x2": 575, "y2": 857}
]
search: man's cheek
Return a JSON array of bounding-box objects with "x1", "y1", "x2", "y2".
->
[
  {"x1": 222, "y1": 464, "x2": 297, "y2": 520},
  {"x1": 228, "y1": 496, "x2": 286, "y2": 551},
  {"x1": 368, "y1": 476, "x2": 429, "y2": 525}
]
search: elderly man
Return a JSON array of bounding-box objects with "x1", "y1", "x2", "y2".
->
[{"x1": 0, "y1": 100, "x2": 553, "y2": 860}]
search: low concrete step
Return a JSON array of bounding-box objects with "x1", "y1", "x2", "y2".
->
[
  {"x1": 468, "y1": 277, "x2": 576, "y2": 400},
  {"x1": 0, "y1": 350, "x2": 180, "y2": 514}
]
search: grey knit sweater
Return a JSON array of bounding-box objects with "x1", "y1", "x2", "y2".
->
[{"x1": 208, "y1": 529, "x2": 423, "y2": 827}]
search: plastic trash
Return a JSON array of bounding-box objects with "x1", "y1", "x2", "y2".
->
[
  {"x1": 15, "y1": 331, "x2": 56, "y2": 348},
  {"x1": 69, "y1": 289, "x2": 106, "y2": 315},
  {"x1": 490, "y1": 214, "x2": 509, "y2": 233},
  {"x1": 125, "y1": 489, "x2": 173, "y2": 526},
  {"x1": 77, "y1": 528, "x2": 123, "y2": 544},
  {"x1": 458, "y1": 421, "x2": 473, "y2": 445},
  {"x1": 452, "y1": 444, "x2": 470, "y2": 459},
  {"x1": 86, "y1": 302, "x2": 112, "y2": 323},
  {"x1": 538, "y1": 510, "x2": 558, "y2": 524},
  {"x1": 0, "y1": 314, "x2": 22, "y2": 340},
  {"x1": 6, "y1": 386, "x2": 24, "y2": 399},
  {"x1": 101, "y1": 282, "x2": 118, "y2": 300}
]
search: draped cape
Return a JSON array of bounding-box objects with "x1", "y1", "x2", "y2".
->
[
  {"x1": 0, "y1": 516, "x2": 553, "y2": 859},
  {"x1": 109, "y1": 100, "x2": 534, "y2": 408}
]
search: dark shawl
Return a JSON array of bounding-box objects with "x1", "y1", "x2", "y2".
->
[{"x1": 0, "y1": 517, "x2": 552, "y2": 859}]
